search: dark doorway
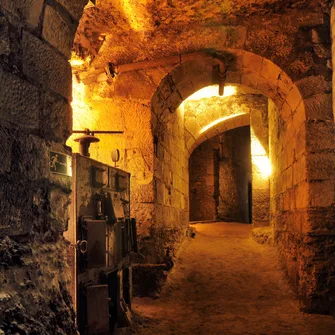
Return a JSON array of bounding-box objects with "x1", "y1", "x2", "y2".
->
[{"x1": 189, "y1": 126, "x2": 252, "y2": 223}]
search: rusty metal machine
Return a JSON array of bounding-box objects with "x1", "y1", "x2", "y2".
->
[{"x1": 67, "y1": 150, "x2": 137, "y2": 334}]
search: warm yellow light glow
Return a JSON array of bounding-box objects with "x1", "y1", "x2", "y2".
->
[
  {"x1": 186, "y1": 85, "x2": 236, "y2": 101},
  {"x1": 252, "y1": 156, "x2": 272, "y2": 178},
  {"x1": 115, "y1": 0, "x2": 150, "y2": 32},
  {"x1": 69, "y1": 53, "x2": 91, "y2": 68},
  {"x1": 66, "y1": 76, "x2": 99, "y2": 152},
  {"x1": 250, "y1": 130, "x2": 271, "y2": 178},
  {"x1": 199, "y1": 113, "x2": 246, "y2": 134},
  {"x1": 70, "y1": 59, "x2": 85, "y2": 67}
]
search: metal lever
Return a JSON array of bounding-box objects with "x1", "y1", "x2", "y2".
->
[{"x1": 76, "y1": 240, "x2": 88, "y2": 254}]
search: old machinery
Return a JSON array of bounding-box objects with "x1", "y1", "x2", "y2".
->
[{"x1": 67, "y1": 153, "x2": 136, "y2": 334}]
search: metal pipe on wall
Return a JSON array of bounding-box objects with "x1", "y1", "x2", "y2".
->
[{"x1": 78, "y1": 50, "x2": 228, "y2": 91}]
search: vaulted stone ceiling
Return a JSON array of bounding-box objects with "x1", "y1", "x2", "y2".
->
[{"x1": 74, "y1": 0, "x2": 330, "y2": 69}]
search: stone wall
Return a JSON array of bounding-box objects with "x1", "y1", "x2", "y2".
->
[
  {"x1": 217, "y1": 127, "x2": 251, "y2": 223},
  {"x1": 184, "y1": 93, "x2": 267, "y2": 225},
  {"x1": 0, "y1": 0, "x2": 87, "y2": 333},
  {"x1": 189, "y1": 139, "x2": 218, "y2": 221},
  {"x1": 250, "y1": 98, "x2": 270, "y2": 227},
  {"x1": 189, "y1": 127, "x2": 251, "y2": 223},
  {"x1": 1, "y1": 1, "x2": 333, "y2": 326},
  {"x1": 151, "y1": 103, "x2": 189, "y2": 262}
]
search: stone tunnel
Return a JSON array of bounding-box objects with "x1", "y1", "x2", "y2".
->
[{"x1": 0, "y1": 0, "x2": 335, "y2": 334}]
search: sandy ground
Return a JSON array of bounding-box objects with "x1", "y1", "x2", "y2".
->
[{"x1": 127, "y1": 222, "x2": 335, "y2": 335}]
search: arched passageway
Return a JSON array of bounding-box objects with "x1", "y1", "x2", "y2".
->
[
  {"x1": 150, "y1": 50, "x2": 334, "y2": 314},
  {"x1": 1, "y1": 1, "x2": 335, "y2": 333}
]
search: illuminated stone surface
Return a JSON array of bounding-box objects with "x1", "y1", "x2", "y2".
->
[{"x1": 0, "y1": 0, "x2": 335, "y2": 333}]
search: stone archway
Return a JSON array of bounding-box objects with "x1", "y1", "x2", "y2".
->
[
  {"x1": 151, "y1": 51, "x2": 305, "y2": 230},
  {"x1": 150, "y1": 49, "x2": 335, "y2": 312}
]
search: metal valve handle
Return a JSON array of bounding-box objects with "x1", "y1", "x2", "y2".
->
[{"x1": 76, "y1": 240, "x2": 88, "y2": 254}]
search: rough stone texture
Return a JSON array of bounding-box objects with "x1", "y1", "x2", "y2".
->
[
  {"x1": 0, "y1": 0, "x2": 83, "y2": 332},
  {"x1": 42, "y1": 5, "x2": 75, "y2": 59},
  {"x1": 252, "y1": 226, "x2": 273, "y2": 244},
  {"x1": 184, "y1": 92, "x2": 266, "y2": 225},
  {"x1": 250, "y1": 98, "x2": 270, "y2": 227},
  {"x1": 183, "y1": 92, "x2": 254, "y2": 153},
  {"x1": 0, "y1": 126, "x2": 75, "y2": 333},
  {"x1": 0, "y1": 67, "x2": 41, "y2": 130},
  {"x1": 0, "y1": 16, "x2": 10, "y2": 56},
  {"x1": 217, "y1": 127, "x2": 251, "y2": 223},
  {"x1": 0, "y1": 0, "x2": 44, "y2": 28},
  {"x1": 189, "y1": 140, "x2": 217, "y2": 221},
  {"x1": 0, "y1": 237, "x2": 76, "y2": 334},
  {"x1": 41, "y1": 92, "x2": 72, "y2": 142},
  {"x1": 1, "y1": 2, "x2": 334, "y2": 332},
  {"x1": 22, "y1": 30, "x2": 72, "y2": 99},
  {"x1": 56, "y1": 0, "x2": 88, "y2": 21},
  {"x1": 151, "y1": 102, "x2": 189, "y2": 261}
]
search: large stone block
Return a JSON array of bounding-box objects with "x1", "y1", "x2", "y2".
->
[
  {"x1": 260, "y1": 59, "x2": 281, "y2": 85},
  {"x1": 296, "y1": 75, "x2": 331, "y2": 99},
  {"x1": 0, "y1": 16, "x2": 10, "y2": 56},
  {"x1": 240, "y1": 69, "x2": 260, "y2": 91},
  {"x1": 11, "y1": 134, "x2": 49, "y2": 181},
  {"x1": 280, "y1": 101, "x2": 292, "y2": 122},
  {"x1": 41, "y1": 92, "x2": 72, "y2": 142},
  {"x1": 304, "y1": 93, "x2": 333, "y2": 120},
  {"x1": 0, "y1": 0, "x2": 44, "y2": 27},
  {"x1": 306, "y1": 206, "x2": 335, "y2": 231},
  {"x1": 165, "y1": 90, "x2": 183, "y2": 112},
  {"x1": 308, "y1": 180, "x2": 335, "y2": 208},
  {"x1": 132, "y1": 182, "x2": 155, "y2": 203},
  {"x1": 305, "y1": 120, "x2": 335, "y2": 152},
  {"x1": 277, "y1": 70, "x2": 294, "y2": 98},
  {"x1": 307, "y1": 152, "x2": 335, "y2": 181},
  {"x1": 159, "y1": 75, "x2": 174, "y2": 100},
  {"x1": 295, "y1": 181, "x2": 309, "y2": 209},
  {"x1": 295, "y1": 125, "x2": 306, "y2": 158},
  {"x1": 292, "y1": 155, "x2": 307, "y2": 185},
  {"x1": 55, "y1": 0, "x2": 88, "y2": 21},
  {"x1": 48, "y1": 186, "x2": 71, "y2": 232},
  {"x1": 22, "y1": 30, "x2": 72, "y2": 99},
  {"x1": 42, "y1": 5, "x2": 75, "y2": 59},
  {"x1": 292, "y1": 101, "x2": 306, "y2": 132},
  {"x1": 0, "y1": 68, "x2": 40, "y2": 130},
  {"x1": 239, "y1": 52, "x2": 263, "y2": 73},
  {"x1": 0, "y1": 124, "x2": 12, "y2": 174},
  {"x1": 286, "y1": 85, "x2": 302, "y2": 113}
]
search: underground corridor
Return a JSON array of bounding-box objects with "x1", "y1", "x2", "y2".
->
[{"x1": 1, "y1": 1, "x2": 335, "y2": 334}]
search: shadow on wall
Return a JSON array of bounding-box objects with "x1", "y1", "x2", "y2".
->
[{"x1": 189, "y1": 126, "x2": 251, "y2": 223}]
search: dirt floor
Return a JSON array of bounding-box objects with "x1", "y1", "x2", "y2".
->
[{"x1": 127, "y1": 222, "x2": 335, "y2": 335}]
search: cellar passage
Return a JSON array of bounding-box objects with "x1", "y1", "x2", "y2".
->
[{"x1": 0, "y1": 1, "x2": 335, "y2": 334}]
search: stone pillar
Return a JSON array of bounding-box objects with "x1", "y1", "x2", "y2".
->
[
  {"x1": 0, "y1": 1, "x2": 87, "y2": 333},
  {"x1": 250, "y1": 105, "x2": 270, "y2": 227},
  {"x1": 332, "y1": 3, "x2": 335, "y2": 121}
]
